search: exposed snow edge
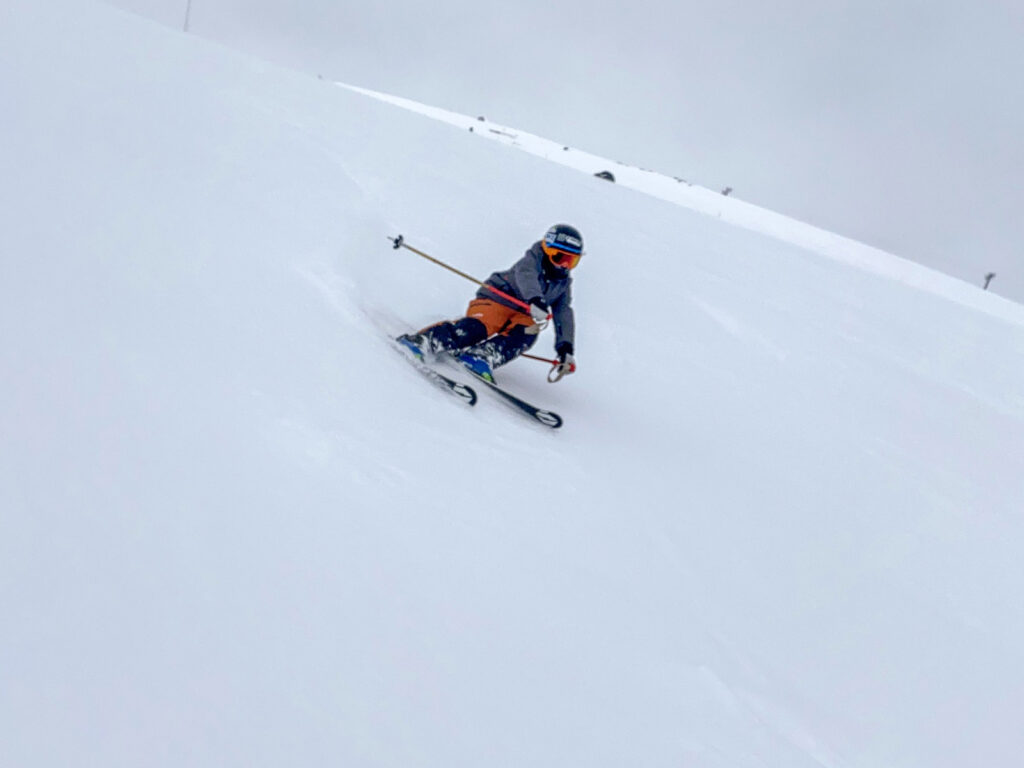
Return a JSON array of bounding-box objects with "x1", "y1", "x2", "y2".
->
[{"x1": 336, "y1": 82, "x2": 1024, "y2": 327}]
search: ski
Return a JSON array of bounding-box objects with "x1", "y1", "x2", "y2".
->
[
  {"x1": 449, "y1": 355, "x2": 563, "y2": 429},
  {"x1": 392, "y1": 337, "x2": 477, "y2": 406}
]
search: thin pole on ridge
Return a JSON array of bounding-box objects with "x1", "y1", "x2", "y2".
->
[{"x1": 184, "y1": 0, "x2": 193, "y2": 32}]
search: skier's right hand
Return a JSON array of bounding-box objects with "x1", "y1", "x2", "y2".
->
[{"x1": 528, "y1": 297, "x2": 550, "y2": 324}]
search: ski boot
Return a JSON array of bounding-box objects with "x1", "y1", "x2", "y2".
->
[
  {"x1": 453, "y1": 352, "x2": 494, "y2": 382},
  {"x1": 395, "y1": 333, "x2": 433, "y2": 362}
]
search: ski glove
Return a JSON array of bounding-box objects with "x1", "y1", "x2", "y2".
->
[
  {"x1": 556, "y1": 342, "x2": 574, "y2": 361},
  {"x1": 549, "y1": 342, "x2": 576, "y2": 382},
  {"x1": 528, "y1": 297, "x2": 550, "y2": 324}
]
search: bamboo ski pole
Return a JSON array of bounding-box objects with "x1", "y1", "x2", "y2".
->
[{"x1": 388, "y1": 234, "x2": 550, "y2": 320}]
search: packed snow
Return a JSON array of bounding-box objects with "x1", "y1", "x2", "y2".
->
[{"x1": 2, "y1": 2, "x2": 1023, "y2": 766}]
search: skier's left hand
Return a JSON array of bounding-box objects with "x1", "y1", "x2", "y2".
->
[{"x1": 555, "y1": 342, "x2": 576, "y2": 376}]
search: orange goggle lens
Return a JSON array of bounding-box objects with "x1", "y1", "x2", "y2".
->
[{"x1": 548, "y1": 248, "x2": 582, "y2": 269}]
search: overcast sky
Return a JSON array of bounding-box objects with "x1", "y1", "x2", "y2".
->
[{"x1": 106, "y1": 0, "x2": 1024, "y2": 302}]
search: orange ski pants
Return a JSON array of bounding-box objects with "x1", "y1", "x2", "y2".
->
[{"x1": 463, "y1": 298, "x2": 533, "y2": 336}]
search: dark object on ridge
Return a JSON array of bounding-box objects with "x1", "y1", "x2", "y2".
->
[
  {"x1": 721, "y1": 186, "x2": 733, "y2": 196},
  {"x1": 594, "y1": 170, "x2": 616, "y2": 182}
]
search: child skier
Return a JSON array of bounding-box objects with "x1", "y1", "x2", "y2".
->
[{"x1": 398, "y1": 224, "x2": 581, "y2": 380}]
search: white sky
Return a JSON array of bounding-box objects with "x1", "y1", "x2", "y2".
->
[{"x1": 106, "y1": 0, "x2": 1024, "y2": 302}]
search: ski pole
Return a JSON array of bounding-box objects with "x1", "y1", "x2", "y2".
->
[
  {"x1": 522, "y1": 353, "x2": 576, "y2": 383},
  {"x1": 388, "y1": 234, "x2": 551, "y2": 322},
  {"x1": 522, "y1": 353, "x2": 558, "y2": 365}
]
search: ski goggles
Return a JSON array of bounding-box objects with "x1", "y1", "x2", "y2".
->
[
  {"x1": 542, "y1": 243, "x2": 583, "y2": 269},
  {"x1": 543, "y1": 230, "x2": 584, "y2": 270},
  {"x1": 549, "y1": 249, "x2": 582, "y2": 269}
]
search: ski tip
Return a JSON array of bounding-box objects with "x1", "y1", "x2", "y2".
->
[
  {"x1": 392, "y1": 335, "x2": 478, "y2": 406},
  {"x1": 453, "y1": 382, "x2": 478, "y2": 406},
  {"x1": 535, "y1": 410, "x2": 563, "y2": 429}
]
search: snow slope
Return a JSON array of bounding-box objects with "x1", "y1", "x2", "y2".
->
[
  {"x1": 2, "y1": 2, "x2": 1023, "y2": 766},
  {"x1": 339, "y1": 83, "x2": 1024, "y2": 328}
]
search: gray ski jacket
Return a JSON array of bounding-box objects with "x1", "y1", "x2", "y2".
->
[{"x1": 477, "y1": 241, "x2": 575, "y2": 349}]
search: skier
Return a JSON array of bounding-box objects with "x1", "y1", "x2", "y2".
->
[{"x1": 398, "y1": 224, "x2": 582, "y2": 380}]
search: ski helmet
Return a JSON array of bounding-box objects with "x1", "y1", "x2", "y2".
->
[{"x1": 541, "y1": 224, "x2": 584, "y2": 270}]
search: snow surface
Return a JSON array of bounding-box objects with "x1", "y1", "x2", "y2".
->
[{"x1": 2, "y1": 2, "x2": 1023, "y2": 766}]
